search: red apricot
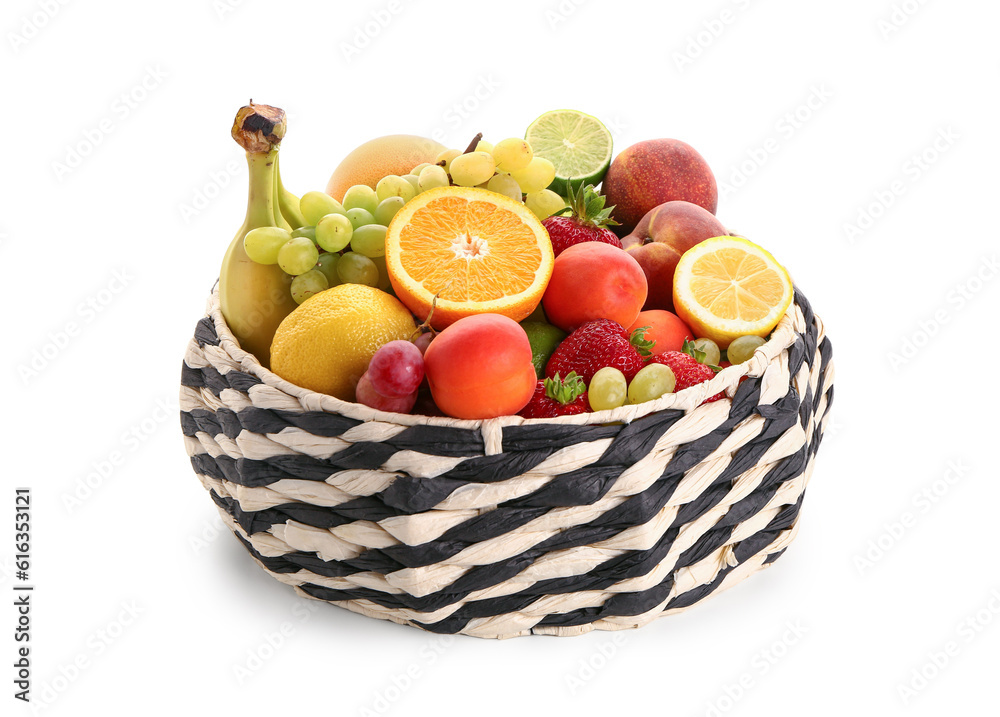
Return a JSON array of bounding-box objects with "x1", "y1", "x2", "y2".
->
[
  {"x1": 541, "y1": 242, "x2": 647, "y2": 333},
  {"x1": 423, "y1": 314, "x2": 536, "y2": 419},
  {"x1": 627, "y1": 310, "x2": 694, "y2": 356}
]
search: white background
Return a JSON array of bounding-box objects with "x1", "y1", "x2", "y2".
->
[{"x1": 2, "y1": 0, "x2": 999, "y2": 715}]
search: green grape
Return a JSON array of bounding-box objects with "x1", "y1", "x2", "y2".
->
[
  {"x1": 346, "y1": 207, "x2": 376, "y2": 229},
  {"x1": 511, "y1": 157, "x2": 556, "y2": 194},
  {"x1": 475, "y1": 139, "x2": 494, "y2": 154},
  {"x1": 401, "y1": 174, "x2": 420, "y2": 192},
  {"x1": 435, "y1": 149, "x2": 461, "y2": 173},
  {"x1": 290, "y1": 269, "x2": 328, "y2": 304},
  {"x1": 411, "y1": 162, "x2": 432, "y2": 176},
  {"x1": 337, "y1": 251, "x2": 379, "y2": 286},
  {"x1": 291, "y1": 225, "x2": 317, "y2": 243},
  {"x1": 691, "y1": 338, "x2": 721, "y2": 366},
  {"x1": 244, "y1": 227, "x2": 292, "y2": 265},
  {"x1": 376, "y1": 175, "x2": 416, "y2": 203},
  {"x1": 450, "y1": 151, "x2": 496, "y2": 187},
  {"x1": 417, "y1": 165, "x2": 449, "y2": 192},
  {"x1": 588, "y1": 367, "x2": 627, "y2": 411},
  {"x1": 342, "y1": 184, "x2": 379, "y2": 214},
  {"x1": 526, "y1": 189, "x2": 567, "y2": 220},
  {"x1": 727, "y1": 335, "x2": 766, "y2": 364},
  {"x1": 492, "y1": 138, "x2": 533, "y2": 172},
  {"x1": 316, "y1": 212, "x2": 353, "y2": 252},
  {"x1": 374, "y1": 196, "x2": 406, "y2": 226},
  {"x1": 316, "y1": 252, "x2": 342, "y2": 287},
  {"x1": 486, "y1": 173, "x2": 522, "y2": 202},
  {"x1": 351, "y1": 224, "x2": 388, "y2": 258},
  {"x1": 627, "y1": 364, "x2": 676, "y2": 404},
  {"x1": 300, "y1": 191, "x2": 346, "y2": 225},
  {"x1": 371, "y1": 256, "x2": 392, "y2": 291},
  {"x1": 277, "y1": 236, "x2": 320, "y2": 276}
]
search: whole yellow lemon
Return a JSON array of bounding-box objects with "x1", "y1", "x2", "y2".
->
[{"x1": 270, "y1": 284, "x2": 417, "y2": 401}]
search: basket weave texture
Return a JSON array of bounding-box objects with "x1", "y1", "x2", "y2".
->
[{"x1": 180, "y1": 287, "x2": 833, "y2": 639}]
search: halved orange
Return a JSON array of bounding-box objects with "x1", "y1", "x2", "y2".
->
[
  {"x1": 385, "y1": 186, "x2": 554, "y2": 329},
  {"x1": 672, "y1": 236, "x2": 793, "y2": 349}
]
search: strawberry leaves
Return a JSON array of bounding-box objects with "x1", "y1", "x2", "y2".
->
[
  {"x1": 630, "y1": 326, "x2": 655, "y2": 357},
  {"x1": 682, "y1": 338, "x2": 722, "y2": 373},
  {"x1": 544, "y1": 372, "x2": 587, "y2": 405},
  {"x1": 553, "y1": 182, "x2": 620, "y2": 229}
]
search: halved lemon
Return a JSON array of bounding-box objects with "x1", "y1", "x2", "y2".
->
[
  {"x1": 672, "y1": 236, "x2": 793, "y2": 349},
  {"x1": 385, "y1": 186, "x2": 554, "y2": 329}
]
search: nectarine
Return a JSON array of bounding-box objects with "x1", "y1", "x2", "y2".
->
[
  {"x1": 602, "y1": 139, "x2": 718, "y2": 235},
  {"x1": 624, "y1": 201, "x2": 728, "y2": 311},
  {"x1": 541, "y1": 242, "x2": 647, "y2": 332},
  {"x1": 423, "y1": 314, "x2": 536, "y2": 419},
  {"x1": 627, "y1": 310, "x2": 693, "y2": 356}
]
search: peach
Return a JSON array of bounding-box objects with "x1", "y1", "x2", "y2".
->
[
  {"x1": 541, "y1": 242, "x2": 647, "y2": 332},
  {"x1": 423, "y1": 314, "x2": 536, "y2": 419},
  {"x1": 624, "y1": 201, "x2": 728, "y2": 311},
  {"x1": 627, "y1": 310, "x2": 693, "y2": 356},
  {"x1": 602, "y1": 139, "x2": 718, "y2": 235}
]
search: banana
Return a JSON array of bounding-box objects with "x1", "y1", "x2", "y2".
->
[
  {"x1": 275, "y1": 156, "x2": 308, "y2": 230},
  {"x1": 219, "y1": 102, "x2": 298, "y2": 368},
  {"x1": 271, "y1": 163, "x2": 292, "y2": 232}
]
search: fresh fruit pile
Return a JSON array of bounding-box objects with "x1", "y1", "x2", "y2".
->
[{"x1": 218, "y1": 103, "x2": 796, "y2": 420}]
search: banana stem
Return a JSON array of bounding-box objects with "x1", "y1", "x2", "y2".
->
[
  {"x1": 230, "y1": 102, "x2": 290, "y2": 232},
  {"x1": 244, "y1": 149, "x2": 281, "y2": 229},
  {"x1": 232, "y1": 101, "x2": 286, "y2": 154}
]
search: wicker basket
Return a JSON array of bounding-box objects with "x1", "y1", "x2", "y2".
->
[{"x1": 180, "y1": 286, "x2": 833, "y2": 638}]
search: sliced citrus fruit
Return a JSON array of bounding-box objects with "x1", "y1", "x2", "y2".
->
[
  {"x1": 526, "y1": 109, "x2": 613, "y2": 195},
  {"x1": 385, "y1": 186, "x2": 554, "y2": 329},
  {"x1": 672, "y1": 236, "x2": 793, "y2": 349}
]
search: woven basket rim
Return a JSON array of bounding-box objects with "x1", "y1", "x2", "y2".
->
[{"x1": 204, "y1": 285, "x2": 804, "y2": 432}]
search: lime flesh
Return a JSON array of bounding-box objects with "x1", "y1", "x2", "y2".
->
[{"x1": 526, "y1": 110, "x2": 614, "y2": 196}]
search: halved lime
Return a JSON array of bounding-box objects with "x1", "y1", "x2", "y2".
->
[{"x1": 525, "y1": 110, "x2": 614, "y2": 196}]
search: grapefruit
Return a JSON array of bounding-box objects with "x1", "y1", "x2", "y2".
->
[{"x1": 326, "y1": 135, "x2": 445, "y2": 201}]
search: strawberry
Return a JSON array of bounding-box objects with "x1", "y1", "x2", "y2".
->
[
  {"x1": 519, "y1": 372, "x2": 591, "y2": 418},
  {"x1": 648, "y1": 340, "x2": 724, "y2": 403},
  {"x1": 546, "y1": 319, "x2": 653, "y2": 385},
  {"x1": 542, "y1": 183, "x2": 622, "y2": 257}
]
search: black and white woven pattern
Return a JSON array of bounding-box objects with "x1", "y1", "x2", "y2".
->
[{"x1": 180, "y1": 287, "x2": 833, "y2": 638}]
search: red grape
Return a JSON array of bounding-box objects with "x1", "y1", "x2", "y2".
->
[
  {"x1": 367, "y1": 340, "x2": 425, "y2": 397},
  {"x1": 412, "y1": 332, "x2": 434, "y2": 355},
  {"x1": 355, "y1": 372, "x2": 417, "y2": 413}
]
